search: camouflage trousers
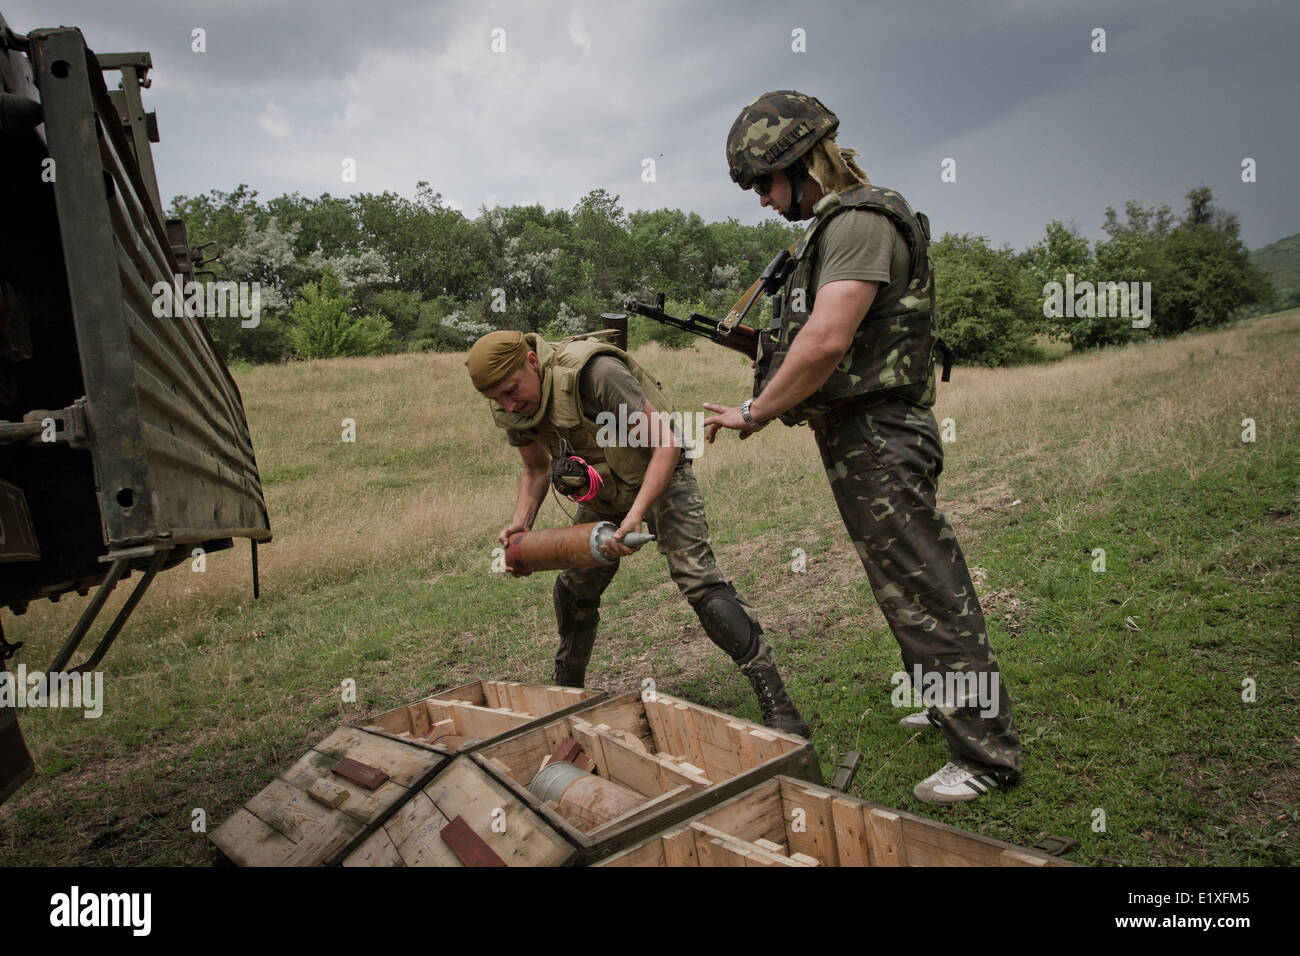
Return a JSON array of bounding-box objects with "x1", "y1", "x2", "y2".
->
[
  {"x1": 555, "y1": 459, "x2": 765, "y2": 676},
  {"x1": 811, "y1": 387, "x2": 1022, "y2": 784}
]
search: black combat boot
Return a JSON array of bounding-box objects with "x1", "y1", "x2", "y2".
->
[
  {"x1": 553, "y1": 577, "x2": 599, "y2": 688},
  {"x1": 741, "y1": 653, "x2": 812, "y2": 739},
  {"x1": 693, "y1": 584, "x2": 812, "y2": 738}
]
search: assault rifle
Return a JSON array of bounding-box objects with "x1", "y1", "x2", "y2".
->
[
  {"x1": 620, "y1": 293, "x2": 759, "y2": 359},
  {"x1": 620, "y1": 248, "x2": 795, "y2": 361}
]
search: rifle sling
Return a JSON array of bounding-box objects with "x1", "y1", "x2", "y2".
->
[{"x1": 718, "y1": 242, "x2": 798, "y2": 334}]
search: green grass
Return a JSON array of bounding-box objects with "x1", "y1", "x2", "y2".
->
[
  {"x1": 881, "y1": 456, "x2": 1298, "y2": 865},
  {"x1": 0, "y1": 310, "x2": 1296, "y2": 866}
]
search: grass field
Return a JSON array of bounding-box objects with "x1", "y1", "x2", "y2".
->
[{"x1": 1, "y1": 310, "x2": 1297, "y2": 866}]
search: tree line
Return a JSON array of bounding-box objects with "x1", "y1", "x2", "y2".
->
[{"x1": 168, "y1": 183, "x2": 1275, "y2": 367}]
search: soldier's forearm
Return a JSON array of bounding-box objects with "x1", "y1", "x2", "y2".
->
[
  {"x1": 751, "y1": 334, "x2": 843, "y2": 422},
  {"x1": 512, "y1": 465, "x2": 549, "y2": 529},
  {"x1": 624, "y1": 397, "x2": 678, "y2": 520},
  {"x1": 626, "y1": 440, "x2": 678, "y2": 524}
]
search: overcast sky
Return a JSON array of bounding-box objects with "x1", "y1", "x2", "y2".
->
[{"x1": 7, "y1": 0, "x2": 1298, "y2": 250}]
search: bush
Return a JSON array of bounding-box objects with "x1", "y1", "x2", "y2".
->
[
  {"x1": 410, "y1": 296, "x2": 471, "y2": 352},
  {"x1": 288, "y1": 268, "x2": 393, "y2": 359},
  {"x1": 206, "y1": 312, "x2": 293, "y2": 365},
  {"x1": 363, "y1": 289, "x2": 424, "y2": 344},
  {"x1": 932, "y1": 234, "x2": 1041, "y2": 366}
]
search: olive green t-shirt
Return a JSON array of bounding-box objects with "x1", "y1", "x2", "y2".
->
[
  {"x1": 809, "y1": 208, "x2": 913, "y2": 311},
  {"x1": 505, "y1": 355, "x2": 651, "y2": 448}
]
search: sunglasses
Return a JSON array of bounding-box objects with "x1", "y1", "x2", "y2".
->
[{"x1": 752, "y1": 173, "x2": 774, "y2": 196}]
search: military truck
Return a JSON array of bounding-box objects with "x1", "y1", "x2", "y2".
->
[{"x1": 0, "y1": 12, "x2": 271, "y2": 803}]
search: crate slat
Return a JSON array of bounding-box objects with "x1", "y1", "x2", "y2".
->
[
  {"x1": 210, "y1": 727, "x2": 445, "y2": 866},
  {"x1": 362, "y1": 680, "x2": 606, "y2": 756},
  {"x1": 598, "y1": 775, "x2": 1075, "y2": 868}
]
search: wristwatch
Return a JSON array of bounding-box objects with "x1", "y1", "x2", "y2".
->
[{"x1": 740, "y1": 398, "x2": 767, "y2": 431}]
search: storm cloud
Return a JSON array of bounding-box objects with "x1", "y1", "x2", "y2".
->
[{"x1": 7, "y1": 0, "x2": 1297, "y2": 249}]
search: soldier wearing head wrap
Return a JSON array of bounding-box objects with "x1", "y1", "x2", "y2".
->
[
  {"x1": 467, "y1": 330, "x2": 810, "y2": 737},
  {"x1": 702, "y1": 90, "x2": 1022, "y2": 804}
]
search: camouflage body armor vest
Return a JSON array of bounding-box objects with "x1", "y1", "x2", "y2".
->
[
  {"x1": 754, "y1": 183, "x2": 944, "y2": 425},
  {"x1": 491, "y1": 334, "x2": 676, "y2": 517}
]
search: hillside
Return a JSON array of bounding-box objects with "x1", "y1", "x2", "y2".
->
[
  {"x1": 1252, "y1": 232, "x2": 1300, "y2": 296},
  {"x1": 1, "y1": 310, "x2": 1297, "y2": 866}
]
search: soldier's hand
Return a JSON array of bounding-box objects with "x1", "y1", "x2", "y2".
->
[
  {"x1": 602, "y1": 516, "x2": 642, "y2": 558},
  {"x1": 498, "y1": 522, "x2": 531, "y2": 576},
  {"x1": 702, "y1": 403, "x2": 753, "y2": 443},
  {"x1": 498, "y1": 522, "x2": 529, "y2": 548}
]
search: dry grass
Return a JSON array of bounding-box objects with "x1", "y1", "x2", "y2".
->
[{"x1": 13, "y1": 314, "x2": 1297, "y2": 678}]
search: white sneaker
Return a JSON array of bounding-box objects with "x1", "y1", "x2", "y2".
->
[
  {"x1": 898, "y1": 710, "x2": 937, "y2": 729},
  {"x1": 913, "y1": 761, "x2": 1001, "y2": 805}
]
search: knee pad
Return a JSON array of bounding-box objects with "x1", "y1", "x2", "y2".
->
[{"x1": 692, "y1": 584, "x2": 760, "y2": 665}]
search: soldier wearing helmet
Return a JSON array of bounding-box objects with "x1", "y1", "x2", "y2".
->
[{"x1": 703, "y1": 90, "x2": 1023, "y2": 804}]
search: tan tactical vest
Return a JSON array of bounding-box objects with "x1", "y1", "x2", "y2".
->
[
  {"x1": 755, "y1": 182, "x2": 944, "y2": 425},
  {"x1": 490, "y1": 334, "x2": 677, "y2": 516}
]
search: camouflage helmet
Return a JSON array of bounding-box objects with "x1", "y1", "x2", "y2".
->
[{"x1": 726, "y1": 90, "x2": 839, "y2": 189}]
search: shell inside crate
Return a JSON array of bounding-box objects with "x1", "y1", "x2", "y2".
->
[
  {"x1": 472, "y1": 691, "x2": 820, "y2": 860},
  {"x1": 598, "y1": 775, "x2": 1076, "y2": 867},
  {"x1": 342, "y1": 756, "x2": 578, "y2": 867},
  {"x1": 361, "y1": 680, "x2": 601, "y2": 754}
]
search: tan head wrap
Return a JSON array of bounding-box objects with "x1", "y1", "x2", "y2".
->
[
  {"x1": 466, "y1": 330, "x2": 528, "y2": 391},
  {"x1": 804, "y1": 135, "x2": 871, "y2": 194}
]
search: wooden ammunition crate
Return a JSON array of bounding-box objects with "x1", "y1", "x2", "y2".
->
[
  {"x1": 211, "y1": 727, "x2": 447, "y2": 866},
  {"x1": 598, "y1": 775, "x2": 1077, "y2": 867},
  {"x1": 361, "y1": 680, "x2": 605, "y2": 755},
  {"x1": 342, "y1": 756, "x2": 578, "y2": 867},
  {"x1": 472, "y1": 691, "x2": 820, "y2": 862}
]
